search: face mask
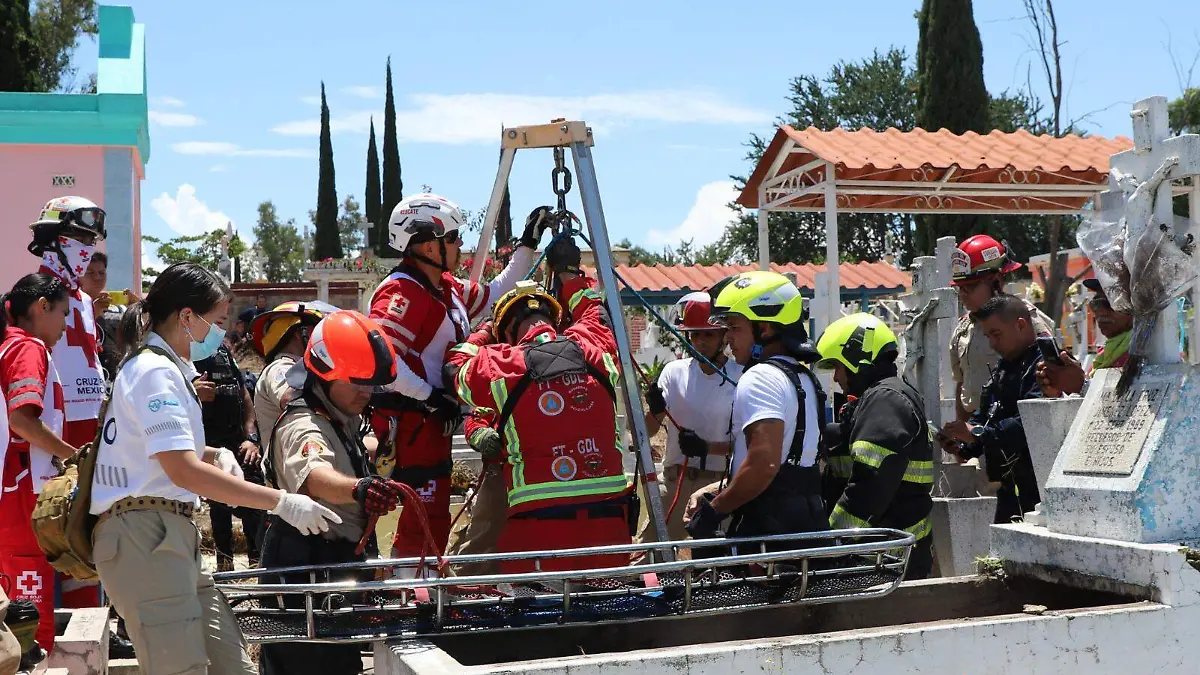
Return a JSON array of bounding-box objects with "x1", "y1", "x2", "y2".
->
[
  {"x1": 185, "y1": 312, "x2": 226, "y2": 361},
  {"x1": 41, "y1": 236, "x2": 96, "y2": 290}
]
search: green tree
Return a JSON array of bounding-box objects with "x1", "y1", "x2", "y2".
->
[
  {"x1": 0, "y1": 0, "x2": 41, "y2": 91},
  {"x1": 253, "y1": 201, "x2": 304, "y2": 282},
  {"x1": 915, "y1": 0, "x2": 992, "y2": 253},
  {"x1": 380, "y1": 57, "x2": 403, "y2": 256},
  {"x1": 365, "y1": 117, "x2": 382, "y2": 251},
  {"x1": 311, "y1": 195, "x2": 365, "y2": 258},
  {"x1": 337, "y1": 194, "x2": 364, "y2": 257},
  {"x1": 29, "y1": 0, "x2": 97, "y2": 92},
  {"x1": 313, "y1": 82, "x2": 342, "y2": 259},
  {"x1": 1169, "y1": 88, "x2": 1200, "y2": 134},
  {"x1": 616, "y1": 238, "x2": 726, "y2": 267},
  {"x1": 142, "y1": 229, "x2": 242, "y2": 269}
]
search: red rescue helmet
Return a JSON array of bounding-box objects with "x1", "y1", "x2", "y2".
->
[
  {"x1": 675, "y1": 291, "x2": 722, "y2": 331},
  {"x1": 951, "y1": 235, "x2": 1022, "y2": 286},
  {"x1": 302, "y1": 311, "x2": 397, "y2": 386}
]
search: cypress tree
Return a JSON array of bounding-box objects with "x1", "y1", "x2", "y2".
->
[
  {"x1": 916, "y1": 0, "x2": 990, "y2": 134},
  {"x1": 380, "y1": 57, "x2": 403, "y2": 256},
  {"x1": 915, "y1": 0, "x2": 991, "y2": 252},
  {"x1": 365, "y1": 117, "x2": 382, "y2": 252},
  {"x1": 313, "y1": 82, "x2": 342, "y2": 260}
]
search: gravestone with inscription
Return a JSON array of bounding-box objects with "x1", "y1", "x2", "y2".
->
[{"x1": 1042, "y1": 95, "x2": 1200, "y2": 543}]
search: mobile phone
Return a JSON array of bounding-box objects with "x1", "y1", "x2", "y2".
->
[
  {"x1": 106, "y1": 290, "x2": 127, "y2": 305},
  {"x1": 1036, "y1": 335, "x2": 1064, "y2": 365}
]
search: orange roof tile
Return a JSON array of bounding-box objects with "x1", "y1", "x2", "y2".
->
[
  {"x1": 583, "y1": 261, "x2": 909, "y2": 295},
  {"x1": 739, "y1": 125, "x2": 1133, "y2": 213}
]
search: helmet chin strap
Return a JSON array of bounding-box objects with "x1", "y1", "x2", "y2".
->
[{"x1": 405, "y1": 239, "x2": 451, "y2": 273}]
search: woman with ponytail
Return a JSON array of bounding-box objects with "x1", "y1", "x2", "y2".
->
[
  {"x1": 0, "y1": 273, "x2": 74, "y2": 657},
  {"x1": 89, "y1": 262, "x2": 340, "y2": 675}
]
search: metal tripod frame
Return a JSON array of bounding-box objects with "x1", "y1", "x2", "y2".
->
[{"x1": 469, "y1": 120, "x2": 672, "y2": 555}]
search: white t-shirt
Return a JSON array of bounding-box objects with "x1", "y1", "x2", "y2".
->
[
  {"x1": 658, "y1": 358, "x2": 742, "y2": 472},
  {"x1": 730, "y1": 357, "x2": 820, "y2": 474},
  {"x1": 53, "y1": 289, "x2": 106, "y2": 422},
  {"x1": 91, "y1": 332, "x2": 205, "y2": 513}
]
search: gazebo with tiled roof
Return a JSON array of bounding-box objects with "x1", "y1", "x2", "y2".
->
[{"x1": 737, "y1": 124, "x2": 1134, "y2": 328}]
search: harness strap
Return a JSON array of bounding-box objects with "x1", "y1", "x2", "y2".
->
[
  {"x1": 265, "y1": 390, "x2": 370, "y2": 489},
  {"x1": 493, "y1": 337, "x2": 616, "y2": 435},
  {"x1": 759, "y1": 358, "x2": 827, "y2": 468}
]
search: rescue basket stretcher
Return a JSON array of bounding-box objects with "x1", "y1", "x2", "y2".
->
[{"x1": 213, "y1": 527, "x2": 915, "y2": 643}]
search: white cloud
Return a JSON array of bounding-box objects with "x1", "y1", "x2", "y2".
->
[
  {"x1": 271, "y1": 90, "x2": 770, "y2": 143},
  {"x1": 647, "y1": 181, "x2": 741, "y2": 248},
  {"x1": 149, "y1": 111, "x2": 203, "y2": 127},
  {"x1": 154, "y1": 96, "x2": 185, "y2": 107},
  {"x1": 300, "y1": 95, "x2": 321, "y2": 106},
  {"x1": 209, "y1": 164, "x2": 226, "y2": 172},
  {"x1": 343, "y1": 85, "x2": 382, "y2": 99},
  {"x1": 150, "y1": 184, "x2": 232, "y2": 237},
  {"x1": 172, "y1": 141, "x2": 313, "y2": 158}
]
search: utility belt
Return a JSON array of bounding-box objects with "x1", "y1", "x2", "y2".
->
[
  {"x1": 392, "y1": 459, "x2": 453, "y2": 488},
  {"x1": 97, "y1": 496, "x2": 195, "y2": 525}
]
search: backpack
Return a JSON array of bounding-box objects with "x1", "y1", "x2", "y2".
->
[{"x1": 30, "y1": 344, "x2": 178, "y2": 581}]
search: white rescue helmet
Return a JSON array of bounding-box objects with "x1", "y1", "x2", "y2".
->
[{"x1": 387, "y1": 193, "x2": 465, "y2": 254}]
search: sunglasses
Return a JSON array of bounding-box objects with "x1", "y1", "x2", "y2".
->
[
  {"x1": 1088, "y1": 297, "x2": 1112, "y2": 312},
  {"x1": 440, "y1": 231, "x2": 462, "y2": 245}
]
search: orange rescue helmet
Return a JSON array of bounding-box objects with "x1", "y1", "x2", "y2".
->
[{"x1": 301, "y1": 310, "x2": 397, "y2": 386}]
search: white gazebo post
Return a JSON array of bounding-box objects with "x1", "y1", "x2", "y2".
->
[
  {"x1": 1109, "y1": 96, "x2": 1200, "y2": 364},
  {"x1": 757, "y1": 207, "x2": 770, "y2": 270},
  {"x1": 823, "y1": 162, "x2": 840, "y2": 328}
]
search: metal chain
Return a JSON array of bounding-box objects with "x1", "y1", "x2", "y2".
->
[{"x1": 551, "y1": 147, "x2": 572, "y2": 213}]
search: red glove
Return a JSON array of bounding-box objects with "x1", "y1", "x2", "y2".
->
[{"x1": 352, "y1": 476, "x2": 404, "y2": 516}]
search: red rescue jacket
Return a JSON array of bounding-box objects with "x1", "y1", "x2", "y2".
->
[{"x1": 446, "y1": 276, "x2": 631, "y2": 515}]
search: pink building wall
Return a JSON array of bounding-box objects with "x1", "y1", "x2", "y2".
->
[{"x1": 0, "y1": 144, "x2": 140, "y2": 293}]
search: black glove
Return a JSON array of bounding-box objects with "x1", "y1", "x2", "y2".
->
[
  {"x1": 521, "y1": 205, "x2": 554, "y2": 248},
  {"x1": 678, "y1": 428, "x2": 709, "y2": 459},
  {"x1": 468, "y1": 427, "x2": 503, "y2": 460},
  {"x1": 4, "y1": 597, "x2": 40, "y2": 655},
  {"x1": 685, "y1": 493, "x2": 726, "y2": 540},
  {"x1": 546, "y1": 235, "x2": 582, "y2": 275},
  {"x1": 645, "y1": 382, "x2": 667, "y2": 416},
  {"x1": 424, "y1": 387, "x2": 461, "y2": 423},
  {"x1": 353, "y1": 476, "x2": 404, "y2": 516}
]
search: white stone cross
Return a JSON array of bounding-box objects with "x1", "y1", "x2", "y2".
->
[
  {"x1": 358, "y1": 217, "x2": 373, "y2": 258},
  {"x1": 1107, "y1": 96, "x2": 1200, "y2": 364},
  {"x1": 303, "y1": 222, "x2": 311, "y2": 262}
]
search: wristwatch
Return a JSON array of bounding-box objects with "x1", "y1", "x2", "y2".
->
[
  {"x1": 970, "y1": 425, "x2": 986, "y2": 439},
  {"x1": 245, "y1": 432, "x2": 261, "y2": 445}
]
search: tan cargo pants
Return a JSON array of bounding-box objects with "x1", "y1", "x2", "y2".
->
[
  {"x1": 92, "y1": 510, "x2": 254, "y2": 675},
  {"x1": 445, "y1": 463, "x2": 507, "y2": 577}
]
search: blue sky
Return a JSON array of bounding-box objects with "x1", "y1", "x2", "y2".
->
[{"x1": 75, "y1": 0, "x2": 1200, "y2": 264}]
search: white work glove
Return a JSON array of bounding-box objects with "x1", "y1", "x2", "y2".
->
[
  {"x1": 269, "y1": 491, "x2": 342, "y2": 536},
  {"x1": 214, "y1": 448, "x2": 244, "y2": 480}
]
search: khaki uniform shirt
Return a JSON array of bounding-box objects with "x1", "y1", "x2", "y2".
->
[
  {"x1": 271, "y1": 386, "x2": 366, "y2": 542},
  {"x1": 950, "y1": 301, "x2": 1054, "y2": 415},
  {"x1": 255, "y1": 355, "x2": 297, "y2": 452}
]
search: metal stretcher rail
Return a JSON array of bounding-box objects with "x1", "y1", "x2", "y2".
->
[{"x1": 214, "y1": 528, "x2": 915, "y2": 643}]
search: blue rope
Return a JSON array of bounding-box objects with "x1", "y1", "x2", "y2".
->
[{"x1": 569, "y1": 230, "x2": 737, "y2": 385}]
